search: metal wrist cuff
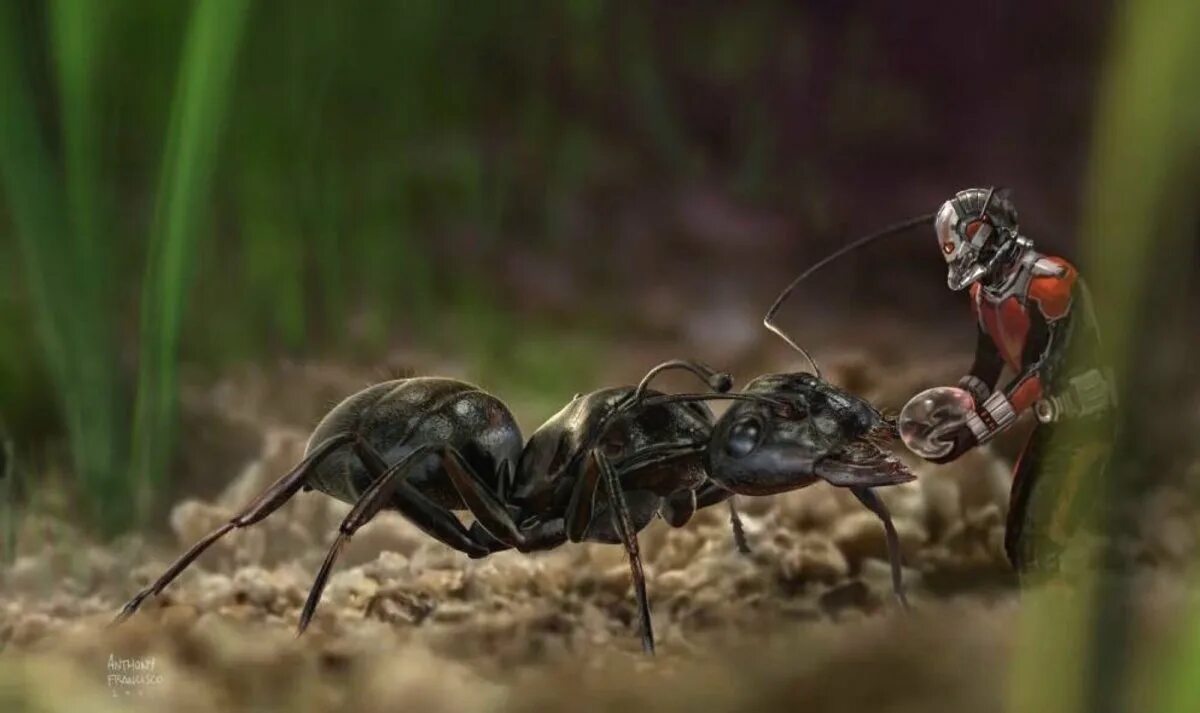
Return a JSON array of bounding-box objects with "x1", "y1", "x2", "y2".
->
[
  {"x1": 964, "y1": 411, "x2": 990, "y2": 441},
  {"x1": 982, "y1": 391, "x2": 1016, "y2": 425},
  {"x1": 966, "y1": 392, "x2": 1016, "y2": 443},
  {"x1": 957, "y1": 375, "x2": 992, "y2": 405}
]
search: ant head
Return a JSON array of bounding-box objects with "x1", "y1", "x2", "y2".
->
[{"x1": 706, "y1": 373, "x2": 913, "y2": 493}]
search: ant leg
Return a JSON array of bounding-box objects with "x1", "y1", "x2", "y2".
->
[
  {"x1": 114, "y1": 432, "x2": 355, "y2": 624},
  {"x1": 565, "y1": 445, "x2": 703, "y2": 536},
  {"x1": 297, "y1": 444, "x2": 441, "y2": 634},
  {"x1": 851, "y1": 486, "x2": 910, "y2": 609},
  {"x1": 693, "y1": 482, "x2": 751, "y2": 554},
  {"x1": 563, "y1": 452, "x2": 604, "y2": 542},
  {"x1": 659, "y1": 490, "x2": 696, "y2": 528},
  {"x1": 594, "y1": 450, "x2": 655, "y2": 655},
  {"x1": 353, "y1": 440, "x2": 487, "y2": 558},
  {"x1": 439, "y1": 449, "x2": 525, "y2": 549},
  {"x1": 728, "y1": 499, "x2": 752, "y2": 555}
]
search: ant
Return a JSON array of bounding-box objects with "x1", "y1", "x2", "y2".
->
[
  {"x1": 114, "y1": 359, "x2": 761, "y2": 654},
  {"x1": 115, "y1": 355, "x2": 915, "y2": 655}
]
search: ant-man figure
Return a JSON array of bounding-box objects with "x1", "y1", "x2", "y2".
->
[{"x1": 924, "y1": 188, "x2": 1116, "y2": 573}]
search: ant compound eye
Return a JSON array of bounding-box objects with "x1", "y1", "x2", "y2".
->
[{"x1": 724, "y1": 417, "x2": 764, "y2": 458}]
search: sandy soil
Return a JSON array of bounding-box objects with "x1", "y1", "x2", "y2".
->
[{"x1": 1, "y1": 345, "x2": 1196, "y2": 712}]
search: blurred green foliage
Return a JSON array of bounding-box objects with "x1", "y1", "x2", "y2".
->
[
  {"x1": 1008, "y1": 0, "x2": 1200, "y2": 711},
  {"x1": 130, "y1": 0, "x2": 251, "y2": 526},
  {"x1": 7, "y1": 0, "x2": 795, "y2": 531}
]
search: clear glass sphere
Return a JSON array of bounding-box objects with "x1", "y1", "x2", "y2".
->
[{"x1": 898, "y1": 386, "x2": 976, "y2": 459}]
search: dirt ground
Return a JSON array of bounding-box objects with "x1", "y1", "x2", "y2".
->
[{"x1": 2, "y1": 339, "x2": 1198, "y2": 712}]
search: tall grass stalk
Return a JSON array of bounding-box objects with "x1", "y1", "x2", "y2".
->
[
  {"x1": 1, "y1": 420, "x2": 13, "y2": 562},
  {"x1": 0, "y1": 2, "x2": 127, "y2": 532},
  {"x1": 48, "y1": 0, "x2": 127, "y2": 532},
  {"x1": 129, "y1": 0, "x2": 251, "y2": 522},
  {"x1": 1008, "y1": 1, "x2": 1200, "y2": 711}
]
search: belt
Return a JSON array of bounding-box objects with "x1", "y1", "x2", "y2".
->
[{"x1": 1034, "y1": 368, "x2": 1117, "y2": 424}]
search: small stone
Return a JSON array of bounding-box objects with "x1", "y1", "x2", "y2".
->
[
  {"x1": 819, "y1": 580, "x2": 872, "y2": 615},
  {"x1": 916, "y1": 474, "x2": 957, "y2": 544},
  {"x1": 326, "y1": 568, "x2": 380, "y2": 607},
  {"x1": 362, "y1": 551, "x2": 411, "y2": 582},
  {"x1": 777, "y1": 534, "x2": 849, "y2": 583},
  {"x1": 859, "y1": 557, "x2": 922, "y2": 599},
  {"x1": 431, "y1": 601, "x2": 474, "y2": 624},
  {"x1": 953, "y1": 448, "x2": 1013, "y2": 514},
  {"x1": 160, "y1": 603, "x2": 200, "y2": 630},
  {"x1": 10, "y1": 613, "x2": 51, "y2": 647},
  {"x1": 232, "y1": 567, "x2": 282, "y2": 607},
  {"x1": 831, "y1": 512, "x2": 926, "y2": 564}
]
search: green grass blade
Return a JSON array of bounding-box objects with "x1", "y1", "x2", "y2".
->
[
  {"x1": 0, "y1": 418, "x2": 12, "y2": 562},
  {"x1": 49, "y1": 0, "x2": 127, "y2": 533},
  {"x1": 0, "y1": 2, "x2": 127, "y2": 530},
  {"x1": 129, "y1": 0, "x2": 252, "y2": 522},
  {"x1": 0, "y1": 3, "x2": 76, "y2": 433}
]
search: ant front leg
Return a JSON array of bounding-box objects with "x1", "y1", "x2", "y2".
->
[
  {"x1": 693, "y1": 482, "x2": 752, "y2": 555},
  {"x1": 727, "y1": 499, "x2": 751, "y2": 555},
  {"x1": 851, "y1": 486, "x2": 910, "y2": 609}
]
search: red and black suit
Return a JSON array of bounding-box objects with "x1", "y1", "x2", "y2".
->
[{"x1": 938, "y1": 250, "x2": 1115, "y2": 571}]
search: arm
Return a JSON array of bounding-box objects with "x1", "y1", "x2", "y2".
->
[
  {"x1": 926, "y1": 319, "x2": 1005, "y2": 465},
  {"x1": 929, "y1": 257, "x2": 1077, "y2": 464},
  {"x1": 958, "y1": 323, "x2": 1005, "y2": 404},
  {"x1": 964, "y1": 258, "x2": 1077, "y2": 443}
]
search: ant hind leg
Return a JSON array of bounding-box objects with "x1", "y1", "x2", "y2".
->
[
  {"x1": 440, "y1": 450, "x2": 526, "y2": 550},
  {"x1": 113, "y1": 432, "x2": 355, "y2": 625},
  {"x1": 298, "y1": 443, "x2": 442, "y2": 634}
]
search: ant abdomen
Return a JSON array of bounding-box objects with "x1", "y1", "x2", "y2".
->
[{"x1": 304, "y1": 377, "x2": 523, "y2": 509}]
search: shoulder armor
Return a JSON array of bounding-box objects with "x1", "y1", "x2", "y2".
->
[
  {"x1": 1027, "y1": 253, "x2": 1076, "y2": 320},
  {"x1": 1032, "y1": 257, "x2": 1067, "y2": 277}
]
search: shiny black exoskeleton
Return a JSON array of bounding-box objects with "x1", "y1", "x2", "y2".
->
[
  {"x1": 707, "y1": 372, "x2": 916, "y2": 606},
  {"x1": 114, "y1": 360, "x2": 739, "y2": 654}
]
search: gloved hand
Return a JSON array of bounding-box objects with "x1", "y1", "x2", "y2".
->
[{"x1": 926, "y1": 424, "x2": 978, "y2": 464}]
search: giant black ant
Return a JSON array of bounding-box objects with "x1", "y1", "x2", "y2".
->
[
  {"x1": 112, "y1": 211, "x2": 985, "y2": 654},
  {"x1": 114, "y1": 350, "x2": 916, "y2": 654},
  {"x1": 116, "y1": 207, "x2": 951, "y2": 653},
  {"x1": 114, "y1": 360, "x2": 765, "y2": 652}
]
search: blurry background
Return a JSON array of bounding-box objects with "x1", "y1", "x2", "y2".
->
[
  {"x1": 0, "y1": 0, "x2": 1130, "y2": 533},
  {"x1": 1, "y1": 2, "x2": 1199, "y2": 711}
]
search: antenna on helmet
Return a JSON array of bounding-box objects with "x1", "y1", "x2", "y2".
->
[
  {"x1": 763, "y1": 212, "x2": 936, "y2": 378},
  {"x1": 978, "y1": 186, "x2": 996, "y2": 220}
]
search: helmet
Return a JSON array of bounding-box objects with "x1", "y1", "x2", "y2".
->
[{"x1": 934, "y1": 188, "x2": 1020, "y2": 291}]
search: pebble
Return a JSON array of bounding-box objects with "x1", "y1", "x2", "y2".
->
[
  {"x1": 10, "y1": 613, "x2": 51, "y2": 647},
  {"x1": 830, "y1": 512, "x2": 927, "y2": 563}
]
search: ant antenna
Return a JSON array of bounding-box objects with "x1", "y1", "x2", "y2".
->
[
  {"x1": 631, "y1": 360, "x2": 732, "y2": 403},
  {"x1": 638, "y1": 392, "x2": 786, "y2": 410},
  {"x1": 763, "y1": 212, "x2": 936, "y2": 378}
]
